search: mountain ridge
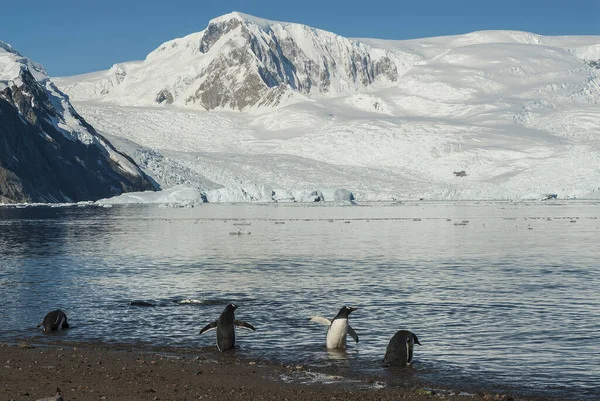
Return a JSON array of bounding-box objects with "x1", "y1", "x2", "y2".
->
[
  {"x1": 0, "y1": 41, "x2": 156, "y2": 203},
  {"x1": 54, "y1": 12, "x2": 407, "y2": 111},
  {"x1": 54, "y1": 14, "x2": 600, "y2": 112}
]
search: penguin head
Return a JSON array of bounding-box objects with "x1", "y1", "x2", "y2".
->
[
  {"x1": 412, "y1": 333, "x2": 421, "y2": 345},
  {"x1": 224, "y1": 303, "x2": 238, "y2": 313},
  {"x1": 335, "y1": 305, "x2": 358, "y2": 319}
]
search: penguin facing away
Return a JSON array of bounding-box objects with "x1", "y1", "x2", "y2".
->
[
  {"x1": 309, "y1": 306, "x2": 358, "y2": 349},
  {"x1": 383, "y1": 329, "x2": 421, "y2": 366},
  {"x1": 199, "y1": 304, "x2": 255, "y2": 352},
  {"x1": 37, "y1": 310, "x2": 70, "y2": 332}
]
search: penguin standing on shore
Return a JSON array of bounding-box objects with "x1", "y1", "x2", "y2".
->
[
  {"x1": 309, "y1": 306, "x2": 358, "y2": 349},
  {"x1": 37, "y1": 310, "x2": 70, "y2": 332},
  {"x1": 383, "y1": 329, "x2": 421, "y2": 366},
  {"x1": 199, "y1": 304, "x2": 255, "y2": 352}
]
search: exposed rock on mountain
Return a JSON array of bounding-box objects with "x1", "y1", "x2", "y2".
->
[
  {"x1": 55, "y1": 12, "x2": 404, "y2": 111},
  {"x1": 0, "y1": 41, "x2": 155, "y2": 203}
]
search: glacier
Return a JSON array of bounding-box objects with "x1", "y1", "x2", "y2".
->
[{"x1": 51, "y1": 12, "x2": 600, "y2": 204}]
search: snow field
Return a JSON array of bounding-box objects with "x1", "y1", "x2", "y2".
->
[{"x1": 51, "y1": 15, "x2": 600, "y2": 202}]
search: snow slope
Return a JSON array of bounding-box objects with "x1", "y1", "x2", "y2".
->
[
  {"x1": 54, "y1": 13, "x2": 600, "y2": 202},
  {"x1": 0, "y1": 41, "x2": 47, "y2": 85}
]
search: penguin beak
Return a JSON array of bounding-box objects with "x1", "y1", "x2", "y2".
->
[
  {"x1": 413, "y1": 334, "x2": 421, "y2": 345},
  {"x1": 349, "y1": 307, "x2": 358, "y2": 312}
]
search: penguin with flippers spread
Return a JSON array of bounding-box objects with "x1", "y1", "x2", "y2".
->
[
  {"x1": 199, "y1": 304, "x2": 255, "y2": 351},
  {"x1": 309, "y1": 306, "x2": 358, "y2": 349}
]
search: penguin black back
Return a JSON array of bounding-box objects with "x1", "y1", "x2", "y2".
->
[
  {"x1": 383, "y1": 329, "x2": 421, "y2": 366},
  {"x1": 199, "y1": 304, "x2": 255, "y2": 352},
  {"x1": 37, "y1": 310, "x2": 69, "y2": 332},
  {"x1": 216, "y1": 304, "x2": 237, "y2": 351}
]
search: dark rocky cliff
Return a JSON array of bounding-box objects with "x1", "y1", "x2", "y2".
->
[{"x1": 0, "y1": 67, "x2": 155, "y2": 203}]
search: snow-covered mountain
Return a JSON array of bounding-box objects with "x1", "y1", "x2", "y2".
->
[
  {"x1": 54, "y1": 12, "x2": 406, "y2": 110},
  {"x1": 0, "y1": 41, "x2": 155, "y2": 203},
  {"x1": 54, "y1": 12, "x2": 600, "y2": 202}
]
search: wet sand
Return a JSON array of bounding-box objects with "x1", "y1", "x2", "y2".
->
[{"x1": 0, "y1": 342, "x2": 555, "y2": 401}]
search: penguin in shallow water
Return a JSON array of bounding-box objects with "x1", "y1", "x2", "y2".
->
[
  {"x1": 199, "y1": 304, "x2": 255, "y2": 352},
  {"x1": 309, "y1": 306, "x2": 358, "y2": 349},
  {"x1": 383, "y1": 329, "x2": 421, "y2": 366},
  {"x1": 37, "y1": 310, "x2": 69, "y2": 332}
]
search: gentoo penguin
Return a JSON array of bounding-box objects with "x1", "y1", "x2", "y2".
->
[
  {"x1": 309, "y1": 306, "x2": 358, "y2": 349},
  {"x1": 199, "y1": 304, "x2": 255, "y2": 352},
  {"x1": 37, "y1": 310, "x2": 69, "y2": 332},
  {"x1": 382, "y1": 329, "x2": 421, "y2": 366}
]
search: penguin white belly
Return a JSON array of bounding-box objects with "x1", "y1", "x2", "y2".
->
[
  {"x1": 326, "y1": 318, "x2": 348, "y2": 349},
  {"x1": 56, "y1": 315, "x2": 65, "y2": 330}
]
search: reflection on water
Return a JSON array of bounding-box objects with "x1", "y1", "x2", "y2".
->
[{"x1": 1, "y1": 201, "x2": 599, "y2": 400}]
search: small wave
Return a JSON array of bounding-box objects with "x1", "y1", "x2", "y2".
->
[
  {"x1": 280, "y1": 370, "x2": 360, "y2": 385},
  {"x1": 174, "y1": 299, "x2": 205, "y2": 305},
  {"x1": 172, "y1": 298, "x2": 224, "y2": 306}
]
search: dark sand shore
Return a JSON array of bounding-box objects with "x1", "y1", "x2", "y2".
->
[{"x1": 1, "y1": 342, "x2": 556, "y2": 401}]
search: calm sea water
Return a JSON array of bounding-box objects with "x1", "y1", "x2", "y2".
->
[{"x1": 1, "y1": 201, "x2": 599, "y2": 399}]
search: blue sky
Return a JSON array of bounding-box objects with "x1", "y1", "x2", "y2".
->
[{"x1": 1, "y1": 0, "x2": 598, "y2": 77}]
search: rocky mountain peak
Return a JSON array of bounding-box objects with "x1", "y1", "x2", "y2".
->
[
  {"x1": 189, "y1": 13, "x2": 401, "y2": 109},
  {"x1": 199, "y1": 13, "x2": 247, "y2": 54},
  {"x1": 1, "y1": 66, "x2": 52, "y2": 126},
  {"x1": 0, "y1": 40, "x2": 19, "y2": 55},
  {"x1": 56, "y1": 12, "x2": 401, "y2": 111}
]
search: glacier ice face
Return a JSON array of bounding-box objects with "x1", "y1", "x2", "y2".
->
[{"x1": 96, "y1": 184, "x2": 356, "y2": 205}]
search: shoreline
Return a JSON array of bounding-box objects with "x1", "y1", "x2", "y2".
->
[{"x1": 1, "y1": 341, "x2": 559, "y2": 401}]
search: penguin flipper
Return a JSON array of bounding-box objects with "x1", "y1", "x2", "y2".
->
[
  {"x1": 199, "y1": 320, "x2": 218, "y2": 335},
  {"x1": 348, "y1": 325, "x2": 359, "y2": 343},
  {"x1": 234, "y1": 320, "x2": 256, "y2": 331},
  {"x1": 309, "y1": 316, "x2": 332, "y2": 326}
]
